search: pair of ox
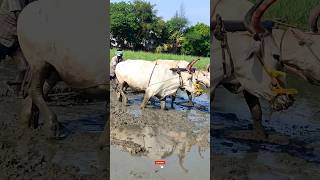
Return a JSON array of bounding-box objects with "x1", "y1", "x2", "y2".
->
[
  {"x1": 212, "y1": 0, "x2": 320, "y2": 140},
  {"x1": 114, "y1": 59, "x2": 206, "y2": 110}
]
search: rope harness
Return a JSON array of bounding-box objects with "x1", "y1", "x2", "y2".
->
[
  {"x1": 213, "y1": 14, "x2": 235, "y2": 79},
  {"x1": 214, "y1": 14, "x2": 297, "y2": 97}
]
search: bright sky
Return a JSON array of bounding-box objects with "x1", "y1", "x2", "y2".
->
[{"x1": 110, "y1": 0, "x2": 210, "y2": 25}]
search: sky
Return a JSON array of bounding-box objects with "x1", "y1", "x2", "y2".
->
[{"x1": 110, "y1": 0, "x2": 210, "y2": 25}]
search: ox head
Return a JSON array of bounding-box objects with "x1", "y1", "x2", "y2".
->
[
  {"x1": 241, "y1": 0, "x2": 295, "y2": 111},
  {"x1": 194, "y1": 70, "x2": 210, "y2": 89},
  {"x1": 265, "y1": 5, "x2": 320, "y2": 86},
  {"x1": 272, "y1": 28, "x2": 320, "y2": 86},
  {"x1": 170, "y1": 59, "x2": 203, "y2": 96}
]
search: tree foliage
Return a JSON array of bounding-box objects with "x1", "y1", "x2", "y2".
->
[
  {"x1": 111, "y1": 1, "x2": 209, "y2": 56},
  {"x1": 181, "y1": 23, "x2": 210, "y2": 57}
]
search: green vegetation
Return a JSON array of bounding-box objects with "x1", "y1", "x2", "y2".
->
[
  {"x1": 251, "y1": 0, "x2": 319, "y2": 30},
  {"x1": 111, "y1": 0, "x2": 210, "y2": 57},
  {"x1": 110, "y1": 49, "x2": 210, "y2": 70}
]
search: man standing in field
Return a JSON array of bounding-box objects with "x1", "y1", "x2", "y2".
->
[
  {"x1": 110, "y1": 49, "x2": 124, "y2": 80},
  {"x1": 0, "y1": 0, "x2": 31, "y2": 61}
]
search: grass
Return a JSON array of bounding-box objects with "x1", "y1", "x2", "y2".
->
[
  {"x1": 110, "y1": 49, "x2": 210, "y2": 70},
  {"x1": 251, "y1": 0, "x2": 319, "y2": 30}
]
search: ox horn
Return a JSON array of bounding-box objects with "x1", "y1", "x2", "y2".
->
[
  {"x1": 187, "y1": 58, "x2": 200, "y2": 73},
  {"x1": 309, "y1": 5, "x2": 320, "y2": 33},
  {"x1": 244, "y1": 0, "x2": 277, "y2": 34}
]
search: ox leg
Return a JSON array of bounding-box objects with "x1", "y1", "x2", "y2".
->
[
  {"x1": 186, "y1": 91, "x2": 194, "y2": 106},
  {"x1": 30, "y1": 64, "x2": 65, "y2": 139},
  {"x1": 141, "y1": 89, "x2": 152, "y2": 109},
  {"x1": 171, "y1": 91, "x2": 177, "y2": 109},
  {"x1": 160, "y1": 97, "x2": 167, "y2": 110},
  {"x1": 116, "y1": 83, "x2": 121, "y2": 102},
  {"x1": 119, "y1": 82, "x2": 128, "y2": 105},
  {"x1": 21, "y1": 96, "x2": 39, "y2": 129},
  {"x1": 243, "y1": 90, "x2": 267, "y2": 139},
  {"x1": 43, "y1": 70, "x2": 60, "y2": 100}
]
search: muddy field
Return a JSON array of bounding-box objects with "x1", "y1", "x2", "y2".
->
[
  {"x1": 0, "y1": 59, "x2": 107, "y2": 179},
  {"x1": 213, "y1": 79, "x2": 320, "y2": 179},
  {"x1": 110, "y1": 82, "x2": 210, "y2": 179}
]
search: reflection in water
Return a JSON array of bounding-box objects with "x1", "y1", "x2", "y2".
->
[{"x1": 111, "y1": 122, "x2": 209, "y2": 172}]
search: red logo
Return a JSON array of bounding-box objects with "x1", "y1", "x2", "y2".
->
[{"x1": 154, "y1": 160, "x2": 166, "y2": 168}]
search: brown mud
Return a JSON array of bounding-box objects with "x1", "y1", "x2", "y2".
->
[{"x1": 0, "y1": 59, "x2": 107, "y2": 179}]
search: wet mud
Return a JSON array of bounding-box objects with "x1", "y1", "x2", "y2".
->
[
  {"x1": 212, "y1": 78, "x2": 320, "y2": 180},
  {"x1": 0, "y1": 59, "x2": 107, "y2": 179},
  {"x1": 110, "y1": 82, "x2": 210, "y2": 179}
]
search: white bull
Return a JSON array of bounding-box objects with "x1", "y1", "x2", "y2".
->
[
  {"x1": 211, "y1": 0, "x2": 320, "y2": 142},
  {"x1": 115, "y1": 60, "x2": 200, "y2": 110},
  {"x1": 211, "y1": 0, "x2": 298, "y2": 140},
  {"x1": 17, "y1": 0, "x2": 108, "y2": 139},
  {"x1": 154, "y1": 59, "x2": 209, "y2": 107}
]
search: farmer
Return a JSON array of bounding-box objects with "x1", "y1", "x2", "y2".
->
[
  {"x1": 110, "y1": 49, "x2": 124, "y2": 80},
  {"x1": 0, "y1": 0, "x2": 31, "y2": 61}
]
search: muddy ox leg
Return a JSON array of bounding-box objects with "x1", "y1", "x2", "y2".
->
[
  {"x1": 21, "y1": 96, "x2": 39, "y2": 129},
  {"x1": 186, "y1": 91, "x2": 193, "y2": 106},
  {"x1": 29, "y1": 64, "x2": 65, "y2": 139},
  {"x1": 243, "y1": 90, "x2": 267, "y2": 139},
  {"x1": 43, "y1": 70, "x2": 60, "y2": 100},
  {"x1": 141, "y1": 89, "x2": 152, "y2": 109},
  {"x1": 160, "y1": 97, "x2": 167, "y2": 110},
  {"x1": 117, "y1": 82, "x2": 128, "y2": 105},
  {"x1": 171, "y1": 91, "x2": 177, "y2": 109}
]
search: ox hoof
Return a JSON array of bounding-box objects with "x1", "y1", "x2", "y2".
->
[{"x1": 187, "y1": 101, "x2": 194, "y2": 107}]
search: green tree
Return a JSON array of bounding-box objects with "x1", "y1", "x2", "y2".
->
[
  {"x1": 163, "y1": 5, "x2": 189, "y2": 54},
  {"x1": 110, "y1": 2, "x2": 138, "y2": 48},
  {"x1": 111, "y1": 0, "x2": 167, "y2": 50},
  {"x1": 181, "y1": 23, "x2": 210, "y2": 57}
]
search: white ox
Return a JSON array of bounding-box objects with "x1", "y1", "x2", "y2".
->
[
  {"x1": 212, "y1": 0, "x2": 320, "y2": 141},
  {"x1": 17, "y1": 0, "x2": 108, "y2": 139},
  {"x1": 115, "y1": 60, "x2": 200, "y2": 110},
  {"x1": 154, "y1": 59, "x2": 209, "y2": 107}
]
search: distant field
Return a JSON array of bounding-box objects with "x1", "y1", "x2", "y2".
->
[
  {"x1": 251, "y1": 0, "x2": 319, "y2": 30},
  {"x1": 110, "y1": 49, "x2": 210, "y2": 70}
]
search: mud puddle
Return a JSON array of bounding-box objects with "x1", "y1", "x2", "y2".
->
[
  {"x1": 110, "y1": 85, "x2": 210, "y2": 179},
  {"x1": 212, "y1": 78, "x2": 320, "y2": 179}
]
